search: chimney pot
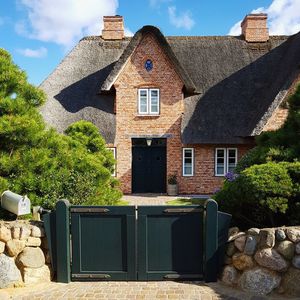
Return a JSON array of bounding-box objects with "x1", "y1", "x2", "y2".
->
[
  {"x1": 241, "y1": 13, "x2": 269, "y2": 42},
  {"x1": 102, "y1": 16, "x2": 124, "y2": 40}
]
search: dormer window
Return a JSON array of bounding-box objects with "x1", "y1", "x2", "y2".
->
[{"x1": 138, "y1": 88, "x2": 160, "y2": 115}]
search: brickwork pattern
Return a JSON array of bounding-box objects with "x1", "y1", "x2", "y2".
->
[
  {"x1": 102, "y1": 16, "x2": 124, "y2": 40},
  {"x1": 241, "y1": 15, "x2": 269, "y2": 42}
]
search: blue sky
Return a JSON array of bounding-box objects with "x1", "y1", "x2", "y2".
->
[{"x1": 1, "y1": 0, "x2": 300, "y2": 86}]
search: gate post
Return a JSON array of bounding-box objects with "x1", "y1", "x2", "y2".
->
[
  {"x1": 204, "y1": 199, "x2": 218, "y2": 282},
  {"x1": 56, "y1": 199, "x2": 71, "y2": 283}
]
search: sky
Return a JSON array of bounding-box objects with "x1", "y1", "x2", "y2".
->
[{"x1": 1, "y1": 0, "x2": 300, "y2": 86}]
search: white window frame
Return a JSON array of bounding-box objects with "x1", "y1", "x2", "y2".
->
[
  {"x1": 107, "y1": 147, "x2": 116, "y2": 176},
  {"x1": 138, "y1": 88, "x2": 160, "y2": 115},
  {"x1": 227, "y1": 148, "x2": 238, "y2": 173},
  {"x1": 182, "y1": 148, "x2": 194, "y2": 177},
  {"x1": 215, "y1": 148, "x2": 238, "y2": 176}
]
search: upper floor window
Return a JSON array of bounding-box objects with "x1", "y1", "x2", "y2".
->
[
  {"x1": 215, "y1": 148, "x2": 237, "y2": 176},
  {"x1": 138, "y1": 88, "x2": 160, "y2": 115}
]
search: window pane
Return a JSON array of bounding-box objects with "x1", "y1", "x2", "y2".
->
[
  {"x1": 183, "y1": 149, "x2": 193, "y2": 176},
  {"x1": 150, "y1": 90, "x2": 159, "y2": 113},
  {"x1": 217, "y1": 165, "x2": 224, "y2": 174},
  {"x1": 216, "y1": 149, "x2": 225, "y2": 175},
  {"x1": 139, "y1": 90, "x2": 148, "y2": 113},
  {"x1": 227, "y1": 149, "x2": 237, "y2": 172},
  {"x1": 184, "y1": 166, "x2": 192, "y2": 175}
]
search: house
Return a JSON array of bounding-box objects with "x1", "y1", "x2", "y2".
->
[{"x1": 40, "y1": 14, "x2": 300, "y2": 195}]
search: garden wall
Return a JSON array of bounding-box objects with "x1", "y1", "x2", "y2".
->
[
  {"x1": 0, "y1": 220, "x2": 52, "y2": 288},
  {"x1": 221, "y1": 226, "x2": 300, "y2": 297}
]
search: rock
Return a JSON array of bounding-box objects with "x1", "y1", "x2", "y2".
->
[
  {"x1": 20, "y1": 226, "x2": 31, "y2": 240},
  {"x1": 228, "y1": 232, "x2": 246, "y2": 242},
  {"x1": 296, "y1": 242, "x2": 300, "y2": 255},
  {"x1": 276, "y1": 240, "x2": 295, "y2": 260},
  {"x1": 254, "y1": 248, "x2": 288, "y2": 272},
  {"x1": 228, "y1": 227, "x2": 239, "y2": 237},
  {"x1": 244, "y1": 236, "x2": 257, "y2": 255},
  {"x1": 0, "y1": 225, "x2": 12, "y2": 242},
  {"x1": 17, "y1": 247, "x2": 45, "y2": 268},
  {"x1": 239, "y1": 267, "x2": 281, "y2": 295},
  {"x1": 275, "y1": 228, "x2": 286, "y2": 241},
  {"x1": 232, "y1": 253, "x2": 254, "y2": 270},
  {"x1": 286, "y1": 228, "x2": 300, "y2": 243},
  {"x1": 0, "y1": 254, "x2": 22, "y2": 288},
  {"x1": 6, "y1": 239, "x2": 26, "y2": 257},
  {"x1": 234, "y1": 236, "x2": 246, "y2": 252},
  {"x1": 259, "y1": 229, "x2": 275, "y2": 248},
  {"x1": 0, "y1": 241, "x2": 5, "y2": 253},
  {"x1": 292, "y1": 256, "x2": 300, "y2": 269},
  {"x1": 247, "y1": 228, "x2": 260, "y2": 236},
  {"x1": 11, "y1": 227, "x2": 21, "y2": 239},
  {"x1": 221, "y1": 265, "x2": 238, "y2": 286},
  {"x1": 31, "y1": 225, "x2": 45, "y2": 238},
  {"x1": 281, "y1": 267, "x2": 300, "y2": 296},
  {"x1": 22, "y1": 265, "x2": 51, "y2": 284},
  {"x1": 25, "y1": 237, "x2": 41, "y2": 247},
  {"x1": 226, "y1": 242, "x2": 236, "y2": 257}
]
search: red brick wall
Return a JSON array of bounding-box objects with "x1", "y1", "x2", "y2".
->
[
  {"x1": 113, "y1": 32, "x2": 253, "y2": 194},
  {"x1": 241, "y1": 14, "x2": 269, "y2": 42}
]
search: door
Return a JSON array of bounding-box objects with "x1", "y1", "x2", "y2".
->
[{"x1": 132, "y1": 138, "x2": 166, "y2": 193}]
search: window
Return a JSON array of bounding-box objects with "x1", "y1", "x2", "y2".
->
[
  {"x1": 138, "y1": 89, "x2": 159, "y2": 115},
  {"x1": 215, "y1": 148, "x2": 237, "y2": 176},
  {"x1": 108, "y1": 147, "x2": 116, "y2": 176},
  {"x1": 183, "y1": 148, "x2": 194, "y2": 176}
]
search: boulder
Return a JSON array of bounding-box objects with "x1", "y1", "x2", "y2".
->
[
  {"x1": 239, "y1": 267, "x2": 281, "y2": 295},
  {"x1": 232, "y1": 253, "x2": 254, "y2": 271},
  {"x1": 296, "y1": 242, "x2": 300, "y2": 255},
  {"x1": 259, "y1": 229, "x2": 275, "y2": 248},
  {"x1": 292, "y1": 256, "x2": 300, "y2": 269},
  {"x1": 226, "y1": 242, "x2": 236, "y2": 257},
  {"x1": 228, "y1": 232, "x2": 246, "y2": 242},
  {"x1": 275, "y1": 228, "x2": 286, "y2": 241},
  {"x1": 31, "y1": 225, "x2": 45, "y2": 238},
  {"x1": 276, "y1": 240, "x2": 295, "y2": 260},
  {"x1": 25, "y1": 237, "x2": 41, "y2": 247},
  {"x1": 254, "y1": 248, "x2": 288, "y2": 272},
  {"x1": 281, "y1": 267, "x2": 300, "y2": 296},
  {"x1": 6, "y1": 239, "x2": 26, "y2": 257},
  {"x1": 20, "y1": 226, "x2": 31, "y2": 240},
  {"x1": 221, "y1": 265, "x2": 238, "y2": 286},
  {"x1": 0, "y1": 225, "x2": 11, "y2": 243},
  {"x1": 22, "y1": 265, "x2": 51, "y2": 284},
  {"x1": 234, "y1": 236, "x2": 246, "y2": 252},
  {"x1": 11, "y1": 227, "x2": 21, "y2": 239},
  {"x1": 0, "y1": 241, "x2": 5, "y2": 254},
  {"x1": 286, "y1": 228, "x2": 300, "y2": 243},
  {"x1": 0, "y1": 254, "x2": 22, "y2": 288},
  {"x1": 247, "y1": 228, "x2": 260, "y2": 236},
  {"x1": 244, "y1": 236, "x2": 257, "y2": 255},
  {"x1": 17, "y1": 247, "x2": 45, "y2": 268}
]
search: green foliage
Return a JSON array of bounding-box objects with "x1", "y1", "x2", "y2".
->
[
  {"x1": 215, "y1": 162, "x2": 299, "y2": 228},
  {"x1": 0, "y1": 48, "x2": 122, "y2": 210}
]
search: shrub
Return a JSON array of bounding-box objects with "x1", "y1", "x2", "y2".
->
[
  {"x1": 215, "y1": 162, "x2": 296, "y2": 228},
  {"x1": 0, "y1": 48, "x2": 122, "y2": 209}
]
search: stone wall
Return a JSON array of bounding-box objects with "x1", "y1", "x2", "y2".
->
[
  {"x1": 221, "y1": 226, "x2": 300, "y2": 297},
  {"x1": 0, "y1": 220, "x2": 52, "y2": 288}
]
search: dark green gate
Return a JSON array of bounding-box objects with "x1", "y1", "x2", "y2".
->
[{"x1": 43, "y1": 199, "x2": 229, "y2": 283}]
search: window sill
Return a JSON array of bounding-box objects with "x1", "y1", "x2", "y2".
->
[{"x1": 135, "y1": 114, "x2": 160, "y2": 118}]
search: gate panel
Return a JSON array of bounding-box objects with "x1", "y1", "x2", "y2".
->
[
  {"x1": 138, "y1": 206, "x2": 204, "y2": 280},
  {"x1": 71, "y1": 206, "x2": 136, "y2": 280}
]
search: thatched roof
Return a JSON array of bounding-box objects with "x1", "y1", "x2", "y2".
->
[{"x1": 40, "y1": 27, "x2": 300, "y2": 144}]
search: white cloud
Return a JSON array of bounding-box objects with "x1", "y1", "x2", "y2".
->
[
  {"x1": 168, "y1": 6, "x2": 195, "y2": 30},
  {"x1": 17, "y1": 47, "x2": 48, "y2": 58},
  {"x1": 16, "y1": 0, "x2": 120, "y2": 47},
  {"x1": 150, "y1": 0, "x2": 172, "y2": 8},
  {"x1": 228, "y1": 0, "x2": 300, "y2": 36}
]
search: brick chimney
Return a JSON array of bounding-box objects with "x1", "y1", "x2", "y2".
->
[
  {"x1": 102, "y1": 16, "x2": 124, "y2": 40},
  {"x1": 241, "y1": 13, "x2": 269, "y2": 42}
]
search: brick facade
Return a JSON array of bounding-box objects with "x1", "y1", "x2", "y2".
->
[{"x1": 112, "y1": 32, "x2": 253, "y2": 195}]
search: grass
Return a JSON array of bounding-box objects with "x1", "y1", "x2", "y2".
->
[
  {"x1": 166, "y1": 198, "x2": 208, "y2": 205},
  {"x1": 115, "y1": 199, "x2": 129, "y2": 206}
]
